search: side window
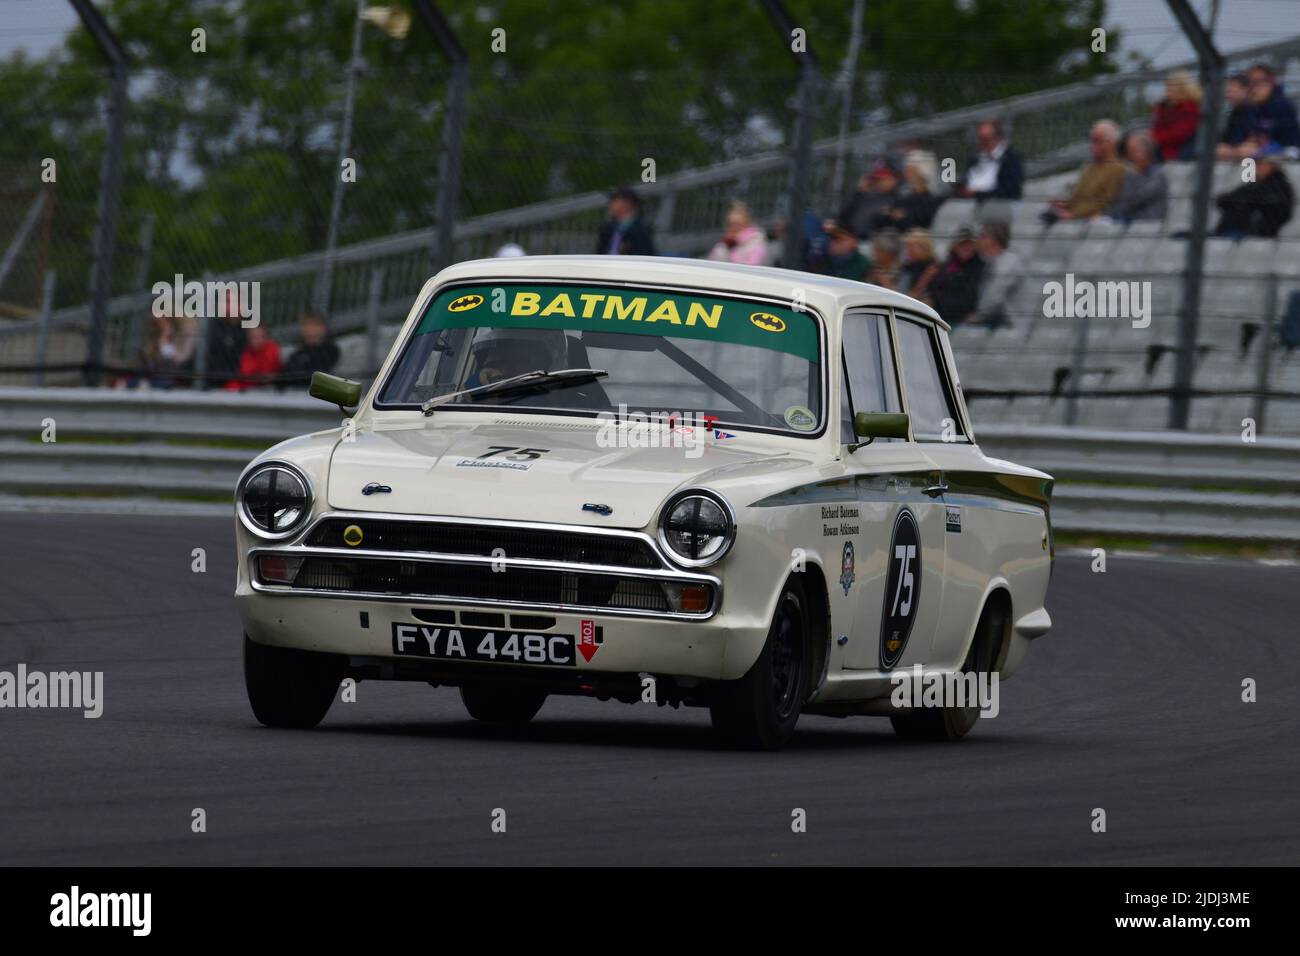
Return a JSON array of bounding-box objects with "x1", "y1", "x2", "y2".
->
[
  {"x1": 842, "y1": 311, "x2": 902, "y2": 442},
  {"x1": 895, "y1": 318, "x2": 964, "y2": 441}
]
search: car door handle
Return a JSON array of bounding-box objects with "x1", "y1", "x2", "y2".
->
[{"x1": 923, "y1": 483, "x2": 948, "y2": 498}]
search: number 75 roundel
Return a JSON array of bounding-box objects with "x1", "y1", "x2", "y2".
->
[{"x1": 879, "y1": 508, "x2": 921, "y2": 670}]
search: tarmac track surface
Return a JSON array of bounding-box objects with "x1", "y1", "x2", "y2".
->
[{"x1": 0, "y1": 513, "x2": 1296, "y2": 865}]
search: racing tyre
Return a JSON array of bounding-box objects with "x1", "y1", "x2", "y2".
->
[
  {"x1": 460, "y1": 684, "x2": 547, "y2": 723},
  {"x1": 243, "y1": 635, "x2": 343, "y2": 729},
  {"x1": 889, "y1": 599, "x2": 1004, "y2": 741},
  {"x1": 709, "y1": 579, "x2": 811, "y2": 750}
]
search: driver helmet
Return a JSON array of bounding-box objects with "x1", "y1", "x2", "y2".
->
[{"x1": 470, "y1": 327, "x2": 570, "y2": 383}]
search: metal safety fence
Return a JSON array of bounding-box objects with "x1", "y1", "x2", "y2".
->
[{"x1": 0, "y1": 388, "x2": 1295, "y2": 545}]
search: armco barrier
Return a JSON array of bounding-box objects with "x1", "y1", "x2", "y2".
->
[{"x1": 1, "y1": 389, "x2": 1296, "y2": 544}]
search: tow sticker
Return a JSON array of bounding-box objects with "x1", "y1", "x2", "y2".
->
[{"x1": 578, "y1": 619, "x2": 604, "y2": 663}]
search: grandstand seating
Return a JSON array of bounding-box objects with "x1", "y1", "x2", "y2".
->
[{"x1": 922, "y1": 161, "x2": 1300, "y2": 434}]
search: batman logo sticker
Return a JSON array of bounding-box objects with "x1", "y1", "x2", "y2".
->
[
  {"x1": 448, "y1": 293, "x2": 484, "y2": 313},
  {"x1": 749, "y1": 311, "x2": 787, "y2": 333}
]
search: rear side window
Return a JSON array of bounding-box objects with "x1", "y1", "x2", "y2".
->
[
  {"x1": 895, "y1": 318, "x2": 963, "y2": 442},
  {"x1": 842, "y1": 312, "x2": 902, "y2": 442}
]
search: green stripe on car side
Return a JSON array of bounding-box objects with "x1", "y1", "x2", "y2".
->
[{"x1": 751, "y1": 470, "x2": 1051, "y2": 514}]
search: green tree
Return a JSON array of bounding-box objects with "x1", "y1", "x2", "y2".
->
[{"x1": 0, "y1": 0, "x2": 1116, "y2": 310}]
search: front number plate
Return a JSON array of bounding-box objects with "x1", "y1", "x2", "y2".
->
[{"x1": 392, "y1": 623, "x2": 575, "y2": 667}]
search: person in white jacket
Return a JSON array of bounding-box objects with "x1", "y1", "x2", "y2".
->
[{"x1": 707, "y1": 201, "x2": 768, "y2": 266}]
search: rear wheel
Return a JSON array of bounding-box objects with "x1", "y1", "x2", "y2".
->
[
  {"x1": 243, "y1": 635, "x2": 343, "y2": 729},
  {"x1": 889, "y1": 600, "x2": 1004, "y2": 741},
  {"x1": 460, "y1": 684, "x2": 547, "y2": 723},
  {"x1": 710, "y1": 580, "x2": 811, "y2": 750}
]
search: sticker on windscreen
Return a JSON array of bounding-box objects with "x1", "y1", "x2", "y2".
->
[
  {"x1": 783, "y1": 405, "x2": 817, "y2": 430},
  {"x1": 417, "y1": 284, "x2": 820, "y2": 362}
]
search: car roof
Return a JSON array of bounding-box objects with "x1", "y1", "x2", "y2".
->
[{"x1": 430, "y1": 255, "x2": 948, "y2": 330}]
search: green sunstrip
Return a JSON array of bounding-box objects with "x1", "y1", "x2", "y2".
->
[
  {"x1": 416, "y1": 284, "x2": 820, "y2": 363},
  {"x1": 751, "y1": 471, "x2": 1051, "y2": 513}
]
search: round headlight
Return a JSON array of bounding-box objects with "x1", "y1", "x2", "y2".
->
[
  {"x1": 238, "y1": 462, "x2": 312, "y2": 538},
  {"x1": 658, "y1": 491, "x2": 735, "y2": 567}
]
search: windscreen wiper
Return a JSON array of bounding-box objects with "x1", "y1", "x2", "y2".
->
[{"x1": 421, "y1": 368, "x2": 607, "y2": 415}]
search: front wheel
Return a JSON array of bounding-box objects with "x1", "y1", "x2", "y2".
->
[
  {"x1": 243, "y1": 635, "x2": 343, "y2": 729},
  {"x1": 460, "y1": 684, "x2": 547, "y2": 723},
  {"x1": 889, "y1": 599, "x2": 1003, "y2": 741},
  {"x1": 709, "y1": 579, "x2": 812, "y2": 750}
]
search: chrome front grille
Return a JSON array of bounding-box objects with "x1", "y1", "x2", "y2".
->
[
  {"x1": 291, "y1": 556, "x2": 683, "y2": 613},
  {"x1": 250, "y1": 513, "x2": 721, "y2": 619},
  {"x1": 304, "y1": 517, "x2": 661, "y2": 568}
]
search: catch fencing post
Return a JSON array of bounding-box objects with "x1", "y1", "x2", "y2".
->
[
  {"x1": 656, "y1": 188, "x2": 677, "y2": 238},
  {"x1": 192, "y1": 313, "x2": 210, "y2": 391},
  {"x1": 1252, "y1": 276, "x2": 1279, "y2": 433},
  {"x1": 366, "y1": 266, "x2": 385, "y2": 375},
  {"x1": 132, "y1": 212, "x2": 155, "y2": 292},
  {"x1": 413, "y1": 0, "x2": 469, "y2": 275},
  {"x1": 69, "y1": 0, "x2": 128, "y2": 387},
  {"x1": 759, "y1": 0, "x2": 819, "y2": 272},
  {"x1": 1166, "y1": 0, "x2": 1225, "y2": 429},
  {"x1": 1063, "y1": 298, "x2": 1092, "y2": 427},
  {"x1": 316, "y1": 0, "x2": 367, "y2": 315},
  {"x1": 34, "y1": 270, "x2": 56, "y2": 387}
]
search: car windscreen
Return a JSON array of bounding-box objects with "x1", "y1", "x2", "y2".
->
[{"x1": 377, "y1": 283, "x2": 824, "y2": 434}]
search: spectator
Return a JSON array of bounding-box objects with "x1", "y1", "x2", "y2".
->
[
  {"x1": 1245, "y1": 62, "x2": 1300, "y2": 156},
  {"x1": 1216, "y1": 73, "x2": 1256, "y2": 159},
  {"x1": 961, "y1": 119, "x2": 1025, "y2": 202},
  {"x1": 596, "y1": 185, "x2": 656, "y2": 256},
  {"x1": 1214, "y1": 142, "x2": 1295, "y2": 238},
  {"x1": 836, "y1": 160, "x2": 900, "y2": 238},
  {"x1": 881, "y1": 151, "x2": 944, "y2": 231},
  {"x1": 921, "y1": 224, "x2": 984, "y2": 325},
  {"x1": 865, "y1": 229, "x2": 903, "y2": 289},
  {"x1": 225, "y1": 324, "x2": 282, "y2": 392},
  {"x1": 706, "y1": 201, "x2": 768, "y2": 265},
  {"x1": 170, "y1": 314, "x2": 199, "y2": 385},
  {"x1": 768, "y1": 211, "x2": 827, "y2": 270},
  {"x1": 1151, "y1": 70, "x2": 1202, "y2": 161},
  {"x1": 204, "y1": 293, "x2": 245, "y2": 389},
  {"x1": 135, "y1": 315, "x2": 177, "y2": 388},
  {"x1": 281, "y1": 312, "x2": 341, "y2": 390},
  {"x1": 969, "y1": 221, "x2": 1023, "y2": 328},
  {"x1": 823, "y1": 222, "x2": 871, "y2": 281},
  {"x1": 899, "y1": 228, "x2": 939, "y2": 296},
  {"x1": 883, "y1": 137, "x2": 925, "y2": 177},
  {"x1": 1107, "y1": 130, "x2": 1168, "y2": 223},
  {"x1": 1044, "y1": 119, "x2": 1127, "y2": 222},
  {"x1": 133, "y1": 312, "x2": 199, "y2": 389}
]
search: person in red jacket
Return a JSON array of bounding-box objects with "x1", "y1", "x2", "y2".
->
[
  {"x1": 1151, "y1": 70, "x2": 1203, "y2": 161},
  {"x1": 225, "y1": 324, "x2": 282, "y2": 391}
]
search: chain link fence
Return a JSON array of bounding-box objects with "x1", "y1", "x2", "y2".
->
[{"x1": 1, "y1": 5, "x2": 1299, "y2": 437}]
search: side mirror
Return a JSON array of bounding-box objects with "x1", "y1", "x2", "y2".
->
[
  {"x1": 852, "y1": 411, "x2": 909, "y2": 449},
  {"x1": 310, "y1": 371, "x2": 362, "y2": 412}
]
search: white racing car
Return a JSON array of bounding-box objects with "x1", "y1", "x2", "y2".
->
[{"x1": 235, "y1": 256, "x2": 1053, "y2": 749}]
